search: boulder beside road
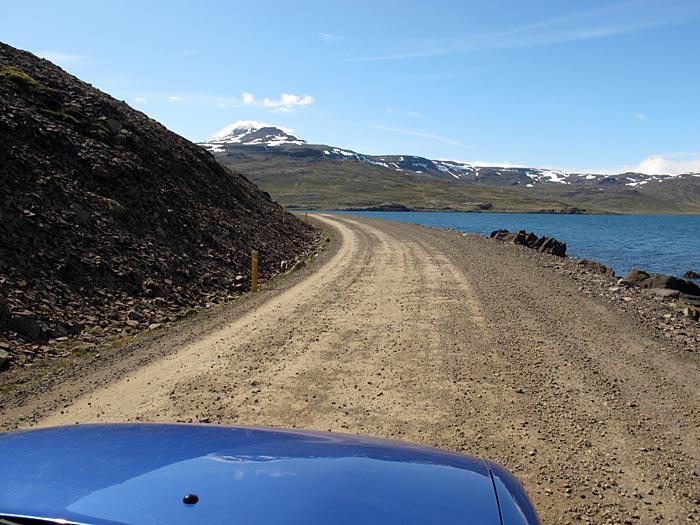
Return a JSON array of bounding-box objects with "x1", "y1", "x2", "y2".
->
[
  {"x1": 576, "y1": 259, "x2": 616, "y2": 277},
  {"x1": 622, "y1": 268, "x2": 700, "y2": 297},
  {"x1": 490, "y1": 229, "x2": 567, "y2": 257}
]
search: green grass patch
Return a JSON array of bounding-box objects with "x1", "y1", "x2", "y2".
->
[
  {"x1": 53, "y1": 358, "x2": 69, "y2": 370},
  {"x1": 1, "y1": 65, "x2": 52, "y2": 98},
  {"x1": 40, "y1": 108, "x2": 83, "y2": 127},
  {"x1": 1, "y1": 65, "x2": 39, "y2": 86},
  {"x1": 102, "y1": 337, "x2": 130, "y2": 354},
  {"x1": 0, "y1": 383, "x2": 21, "y2": 396},
  {"x1": 54, "y1": 338, "x2": 83, "y2": 352},
  {"x1": 71, "y1": 346, "x2": 91, "y2": 358},
  {"x1": 1, "y1": 65, "x2": 62, "y2": 111},
  {"x1": 100, "y1": 323, "x2": 162, "y2": 354}
]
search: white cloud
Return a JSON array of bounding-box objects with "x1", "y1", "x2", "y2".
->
[
  {"x1": 261, "y1": 93, "x2": 314, "y2": 112},
  {"x1": 406, "y1": 111, "x2": 422, "y2": 118},
  {"x1": 217, "y1": 96, "x2": 237, "y2": 108},
  {"x1": 386, "y1": 107, "x2": 397, "y2": 113},
  {"x1": 370, "y1": 125, "x2": 464, "y2": 147},
  {"x1": 320, "y1": 33, "x2": 343, "y2": 43},
  {"x1": 38, "y1": 50, "x2": 86, "y2": 64},
  {"x1": 168, "y1": 96, "x2": 183, "y2": 102},
  {"x1": 622, "y1": 152, "x2": 700, "y2": 175},
  {"x1": 133, "y1": 96, "x2": 147, "y2": 104},
  {"x1": 634, "y1": 113, "x2": 649, "y2": 120},
  {"x1": 214, "y1": 92, "x2": 314, "y2": 112}
]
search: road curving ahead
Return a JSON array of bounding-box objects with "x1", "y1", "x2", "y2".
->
[{"x1": 2, "y1": 213, "x2": 699, "y2": 524}]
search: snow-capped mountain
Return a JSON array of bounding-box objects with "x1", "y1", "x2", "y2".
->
[
  {"x1": 200, "y1": 123, "x2": 700, "y2": 188},
  {"x1": 201, "y1": 121, "x2": 305, "y2": 151}
]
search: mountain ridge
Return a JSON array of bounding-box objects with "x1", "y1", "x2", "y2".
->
[
  {"x1": 199, "y1": 123, "x2": 700, "y2": 214},
  {"x1": 200, "y1": 122, "x2": 700, "y2": 187}
]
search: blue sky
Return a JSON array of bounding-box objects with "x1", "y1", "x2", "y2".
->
[{"x1": 3, "y1": 0, "x2": 700, "y2": 174}]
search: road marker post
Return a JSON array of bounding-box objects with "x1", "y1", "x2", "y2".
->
[{"x1": 251, "y1": 250, "x2": 258, "y2": 292}]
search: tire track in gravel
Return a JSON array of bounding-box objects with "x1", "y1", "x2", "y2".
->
[{"x1": 204, "y1": 215, "x2": 499, "y2": 445}]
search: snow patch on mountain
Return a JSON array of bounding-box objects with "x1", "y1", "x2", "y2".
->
[{"x1": 527, "y1": 169, "x2": 568, "y2": 184}]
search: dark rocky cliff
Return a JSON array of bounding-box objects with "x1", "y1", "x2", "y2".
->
[{"x1": 0, "y1": 42, "x2": 317, "y2": 368}]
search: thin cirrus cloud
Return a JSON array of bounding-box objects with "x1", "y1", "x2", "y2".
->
[
  {"x1": 385, "y1": 107, "x2": 421, "y2": 117},
  {"x1": 320, "y1": 33, "x2": 344, "y2": 43},
  {"x1": 349, "y1": 0, "x2": 700, "y2": 62},
  {"x1": 38, "y1": 50, "x2": 86, "y2": 65},
  {"x1": 370, "y1": 124, "x2": 464, "y2": 147},
  {"x1": 217, "y1": 96, "x2": 237, "y2": 109},
  {"x1": 633, "y1": 113, "x2": 649, "y2": 120}
]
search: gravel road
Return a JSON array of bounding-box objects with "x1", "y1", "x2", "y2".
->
[{"x1": 2, "y1": 214, "x2": 699, "y2": 524}]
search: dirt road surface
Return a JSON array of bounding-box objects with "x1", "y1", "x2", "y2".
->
[{"x1": 2, "y1": 214, "x2": 699, "y2": 524}]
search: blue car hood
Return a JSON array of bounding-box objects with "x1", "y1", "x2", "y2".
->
[{"x1": 0, "y1": 424, "x2": 536, "y2": 524}]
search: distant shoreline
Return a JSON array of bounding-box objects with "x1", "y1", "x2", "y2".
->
[{"x1": 290, "y1": 207, "x2": 700, "y2": 216}]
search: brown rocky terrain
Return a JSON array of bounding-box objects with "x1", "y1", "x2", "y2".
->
[
  {"x1": 0, "y1": 42, "x2": 317, "y2": 370},
  {"x1": 2, "y1": 214, "x2": 698, "y2": 524}
]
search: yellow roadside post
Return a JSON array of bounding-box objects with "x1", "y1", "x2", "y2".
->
[{"x1": 251, "y1": 250, "x2": 258, "y2": 292}]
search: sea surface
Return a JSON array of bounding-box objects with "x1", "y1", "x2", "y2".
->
[{"x1": 332, "y1": 211, "x2": 700, "y2": 280}]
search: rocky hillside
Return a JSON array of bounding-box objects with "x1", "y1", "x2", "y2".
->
[{"x1": 0, "y1": 43, "x2": 317, "y2": 370}]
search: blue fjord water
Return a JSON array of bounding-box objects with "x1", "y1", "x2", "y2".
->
[{"x1": 333, "y1": 212, "x2": 700, "y2": 280}]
